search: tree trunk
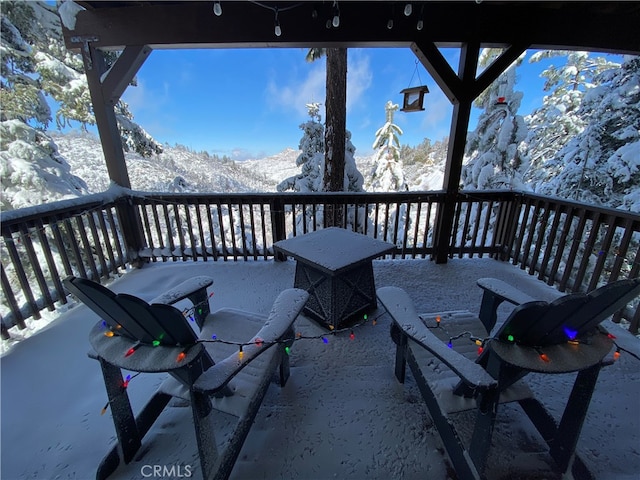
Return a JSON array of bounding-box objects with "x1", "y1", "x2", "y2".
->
[{"x1": 323, "y1": 47, "x2": 347, "y2": 226}]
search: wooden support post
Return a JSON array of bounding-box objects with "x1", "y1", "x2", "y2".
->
[
  {"x1": 81, "y1": 42, "x2": 148, "y2": 264},
  {"x1": 433, "y1": 43, "x2": 478, "y2": 264}
]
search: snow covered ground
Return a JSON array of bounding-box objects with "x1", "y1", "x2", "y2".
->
[{"x1": 1, "y1": 257, "x2": 639, "y2": 480}]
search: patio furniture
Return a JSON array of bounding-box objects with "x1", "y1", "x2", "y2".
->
[
  {"x1": 377, "y1": 277, "x2": 640, "y2": 480},
  {"x1": 273, "y1": 227, "x2": 395, "y2": 329},
  {"x1": 63, "y1": 275, "x2": 308, "y2": 480}
]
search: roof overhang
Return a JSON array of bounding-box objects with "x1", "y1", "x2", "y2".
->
[{"x1": 65, "y1": 1, "x2": 640, "y2": 54}]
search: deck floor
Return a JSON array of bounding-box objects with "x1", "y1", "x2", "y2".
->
[{"x1": 1, "y1": 257, "x2": 638, "y2": 480}]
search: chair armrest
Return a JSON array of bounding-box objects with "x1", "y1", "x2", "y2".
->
[
  {"x1": 193, "y1": 288, "x2": 308, "y2": 394},
  {"x1": 151, "y1": 276, "x2": 214, "y2": 328},
  {"x1": 476, "y1": 278, "x2": 536, "y2": 332},
  {"x1": 150, "y1": 276, "x2": 214, "y2": 305},
  {"x1": 378, "y1": 286, "x2": 496, "y2": 390}
]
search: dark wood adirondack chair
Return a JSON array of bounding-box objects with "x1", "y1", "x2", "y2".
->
[
  {"x1": 377, "y1": 277, "x2": 640, "y2": 480},
  {"x1": 63, "y1": 275, "x2": 308, "y2": 480}
]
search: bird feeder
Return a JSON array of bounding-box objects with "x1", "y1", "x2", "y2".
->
[{"x1": 400, "y1": 85, "x2": 429, "y2": 112}]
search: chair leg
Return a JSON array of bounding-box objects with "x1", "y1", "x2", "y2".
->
[
  {"x1": 99, "y1": 359, "x2": 141, "y2": 464},
  {"x1": 549, "y1": 364, "x2": 601, "y2": 473},
  {"x1": 406, "y1": 348, "x2": 483, "y2": 480},
  {"x1": 191, "y1": 390, "x2": 219, "y2": 480},
  {"x1": 392, "y1": 324, "x2": 407, "y2": 383},
  {"x1": 279, "y1": 350, "x2": 291, "y2": 386}
]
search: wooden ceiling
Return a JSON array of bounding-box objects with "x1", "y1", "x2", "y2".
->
[{"x1": 67, "y1": 1, "x2": 640, "y2": 54}]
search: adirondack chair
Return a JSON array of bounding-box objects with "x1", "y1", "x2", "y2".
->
[
  {"x1": 377, "y1": 277, "x2": 640, "y2": 480},
  {"x1": 63, "y1": 275, "x2": 308, "y2": 480}
]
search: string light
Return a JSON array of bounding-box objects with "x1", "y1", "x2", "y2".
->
[
  {"x1": 213, "y1": 1, "x2": 222, "y2": 16},
  {"x1": 563, "y1": 326, "x2": 578, "y2": 341},
  {"x1": 404, "y1": 3, "x2": 412, "y2": 16},
  {"x1": 274, "y1": 8, "x2": 282, "y2": 37},
  {"x1": 99, "y1": 373, "x2": 140, "y2": 414},
  {"x1": 238, "y1": 346, "x2": 244, "y2": 360},
  {"x1": 416, "y1": 4, "x2": 424, "y2": 30},
  {"x1": 332, "y1": 1, "x2": 340, "y2": 27},
  {"x1": 124, "y1": 343, "x2": 141, "y2": 357}
]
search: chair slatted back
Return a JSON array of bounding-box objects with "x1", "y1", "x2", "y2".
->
[
  {"x1": 115, "y1": 294, "x2": 197, "y2": 346},
  {"x1": 562, "y1": 278, "x2": 640, "y2": 336},
  {"x1": 64, "y1": 276, "x2": 150, "y2": 341},
  {"x1": 518, "y1": 294, "x2": 590, "y2": 345},
  {"x1": 496, "y1": 278, "x2": 640, "y2": 347},
  {"x1": 64, "y1": 276, "x2": 198, "y2": 347}
]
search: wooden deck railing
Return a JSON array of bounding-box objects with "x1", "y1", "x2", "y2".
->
[{"x1": 2, "y1": 189, "x2": 638, "y2": 338}]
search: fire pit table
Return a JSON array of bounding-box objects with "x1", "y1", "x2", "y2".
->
[{"x1": 273, "y1": 227, "x2": 395, "y2": 329}]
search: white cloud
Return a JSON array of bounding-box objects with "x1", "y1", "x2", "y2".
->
[
  {"x1": 265, "y1": 50, "x2": 374, "y2": 121},
  {"x1": 266, "y1": 62, "x2": 326, "y2": 119},
  {"x1": 346, "y1": 52, "x2": 373, "y2": 110}
]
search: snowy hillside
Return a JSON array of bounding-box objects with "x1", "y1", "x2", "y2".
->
[
  {"x1": 50, "y1": 131, "x2": 443, "y2": 196},
  {"x1": 50, "y1": 131, "x2": 277, "y2": 193}
]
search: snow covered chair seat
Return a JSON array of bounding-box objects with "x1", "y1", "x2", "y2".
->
[
  {"x1": 377, "y1": 277, "x2": 640, "y2": 480},
  {"x1": 63, "y1": 276, "x2": 308, "y2": 480}
]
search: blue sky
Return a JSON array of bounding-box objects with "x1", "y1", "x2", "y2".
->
[{"x1": 117, "y1": 47, "x2": 609, "y2": 160}]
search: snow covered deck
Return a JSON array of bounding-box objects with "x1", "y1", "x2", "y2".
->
[{"x1": 2, "y1": 258, "x2": 639, "y2": 480}]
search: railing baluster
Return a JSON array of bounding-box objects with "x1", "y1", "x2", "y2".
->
[
  {"x1": 86, "y1": 212, "x2": 109, "y2": 277},
  {"x1": 140, "y1": 203, "x2": 156, "y2": 261},
  {"x1": 34, "y1": 219, "x2": 66, "y2": 302},
  {"x1": 559, "y1": 209, "x2": 588, "y2": 292},
  {"x1": 2, "y1": 230, "x2": 40, "y2": 321},
  {"x1": 588, "y1": 215, "x2": 618, "y2": 291},
  {"x1": 75, "y1": 215, "x2": 99, "y2": 280},
  {"x1": 97, "y1": 211, "x2": 118, "y2": 270},
  {"x1": 538, "y1": 202, "x2": 563, "y2": 282},
  {"x1": 63, "y1": 218, "x2": 87, "y2": 278},
  {"x1": 1, "y1": 262, "x2": 23, "y2": 337},
  {"x1": 529, "y1": 201, "x2": 551, "y2": 276},
  {"x1": 573, "y1": 212, "x2": 602, "y2": 291}
]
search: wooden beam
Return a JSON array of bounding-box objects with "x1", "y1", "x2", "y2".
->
[
  {"x1": 82, "y1": 42, "x2": 130, "y2": 188},
  {"x1": 102, "y1": 45, "x2": 152, "y2": 105},
  {"x1": 433, "y1": 42, "x2": 479, "y2": 264},
  {"x1": 65, "y1": 2, "x2": 640, "y2": 55},
  {"x1": 411, "y1": 41, "x2": 461, "y2": 103},
  {"x1": 473, "y1": 43, "x2": 530, "y2": 99},
  {"x1": 81, "y1": 42, "x2": 145, "y2": 263}
]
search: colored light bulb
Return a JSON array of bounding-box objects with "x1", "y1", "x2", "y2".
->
[
  {"x1": 349, "y1": 331, "x2": 355, "y2": 340},
  {"x1": 285, "y1": 346, "x2": 291, "y2": 355},
  {"x1": 176, "y1": 351, "x2": 186, "y2": 362},
  {"x1": 322, "y1": 337, "x2": 329, "y2": 344},
  {"x1": 507, "y1": 334, "x2": 514, "y2": 342},
  {"x1": 255, "y1": 338, "x2": 263, "y2": 347},
  {"x1": 104, "y1": 330, "x2": 114, "y2": 337},
  {"x1": 539, "y1": 353, "x2": 550, "y2": 362}
]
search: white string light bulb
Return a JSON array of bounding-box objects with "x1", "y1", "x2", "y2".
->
[
  {"x1": 387, "y1": 18, "x2": 394, "y2": 29},
  {"x1": 332, "y1": 1, "x2": 340, "y2": 27},
  {"x1": 274, "y1": 8, "x2": 282, "y2": 36},
  {"x1": 213, "y1": 1, "x2": 222, "y2": 16},
  {"x1": 404, "y1": 3, "x2": 412, "y2": 16}
]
